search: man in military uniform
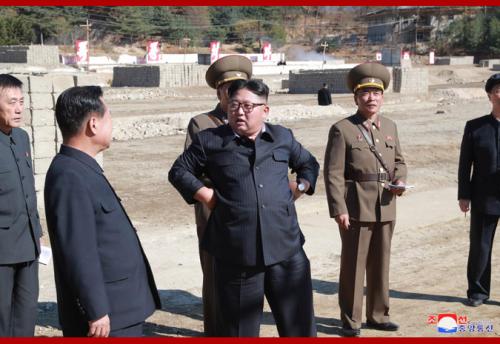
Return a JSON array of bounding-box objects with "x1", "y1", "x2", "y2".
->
[
  {"x1": 323, "y1": 62, "x2": 407, "y2": 337},
  {"x1": 184, "y1": 55, "x2": 252, "y2": 336},
  {"x1": 0, "y1": 74, "x2": 42, "y2": 337},
  {"x1": 458, "y1": 73, "x2": 500, "y2": 307}
]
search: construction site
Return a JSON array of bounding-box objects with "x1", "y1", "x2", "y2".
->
[
  {"x1": 0, "y1": 49, "x2": 494, "y2": 337},
  {"x1": 0, "y1": 5, "x2": 499, "y2": 338}
]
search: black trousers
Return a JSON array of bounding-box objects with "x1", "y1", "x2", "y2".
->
[
  {"x1": 467, "y1": 209, "x2": 499, "y2": 301},
  {"x1": 63, "y1": 320, "x2": 144, "y2": 337},
  {"x1": 214, "y1": 248, "x2": 316, "y2": 337},
  {"x1": 110, "y1": 322, "x2": 143, "y2": 337},
  {"x1": 0, "y1": 260, "x2": 39, "y2": 337}
]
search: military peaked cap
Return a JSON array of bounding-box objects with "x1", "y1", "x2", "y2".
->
[
  {"x1": 347, "y1": 62, "x2": 391, "y2": 93},
  {"x1": 206, "y1": 55, "x2": 253, "y2": 89},
  {"x1": 485, "y1": 73, "x2": 500, "y2": 93}
]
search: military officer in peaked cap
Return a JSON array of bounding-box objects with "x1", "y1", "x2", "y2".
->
[
  {"x1": 183, "y1": 55, "x2": 252, "y2": 336},
  {"x1": 324, "y1": 62, "x2": 407, "y2": 337}
]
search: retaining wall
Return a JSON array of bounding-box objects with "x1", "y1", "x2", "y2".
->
[
  {"x1": 479, "y1": 59, "x2": 500, "y2": 68},
  {"x1": 392, "y1": 67, "x2": 429, "y2": 94},
  {"x1": 0, "y1": 45, "x2": 59, "y2": 65},
  {"x1": 288, "y1": 66, "x2": 427, "y2": 94},
  {"x1": 112, "y1": 64, "x2": 207, "y2": 87},
  {"x1": 434, "y1": 56, "x2": 474, "y2": 65}
]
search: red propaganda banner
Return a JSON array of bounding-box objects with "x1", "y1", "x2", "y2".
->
[
  {"x1": 262, "y1": 41, "x2": 272, "y2": 61},
  {"x1": 147, "y1": 40, "x2": 161, "y2": 63},
  {"x1": 75, "y1": 40, "x2": 88, "y2": 64},
  {"x1": 210, "y1": 41, "x2": 220, "y2": 64}
]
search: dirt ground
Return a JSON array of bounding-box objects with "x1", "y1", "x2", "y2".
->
[{"x1": 35, "y1": 65, "x2": 500, "y2": 337}]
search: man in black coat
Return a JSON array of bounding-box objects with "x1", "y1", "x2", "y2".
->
[
  {"x1": 0, "y1": 74, "x2": 41, "y2": 337},
  {"x1": 317, "y1": 83, "x2": 332, "y2": 106},
  {"x1": 458, "y1": 73, "x2": 500, "y2": 307},
  {"x1": 44, "y1": 86, "x2": 161, "y2": 337},
  {"x1": 169, "y1": 79, "x2": 319, "y2": 337}
]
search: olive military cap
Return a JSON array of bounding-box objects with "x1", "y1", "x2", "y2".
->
[
  {"x1": 347, "y1": 62, "x2": 391, "y2": 93},
  {"x1": 485, "y1": 73, "x2": 500, "y2": 93},
  {"x1": 205, "y1": 55, "x2": 253, "y2": 89}
]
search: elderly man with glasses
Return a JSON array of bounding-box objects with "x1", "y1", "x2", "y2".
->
[{"x1": 169, "y1": 79, "x2": 319, "y2": 337}]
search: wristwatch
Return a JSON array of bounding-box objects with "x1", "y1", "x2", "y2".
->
[{"x1": 297, "y1": 182, "x2": 307, "y2": 193}]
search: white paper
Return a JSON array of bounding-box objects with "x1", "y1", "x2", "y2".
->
[
  {"x1": 388, "y1": 184, "x2": 415, "y2": 190},
  {"x1": 38, "y1": 245, "x2": 52, "y2": 265}
]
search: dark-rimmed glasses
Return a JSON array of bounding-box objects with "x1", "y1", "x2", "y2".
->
[{"x1": 229, "y1": 101, "x2": 266, "y2": 113}]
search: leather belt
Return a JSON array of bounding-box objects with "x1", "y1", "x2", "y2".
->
[{"x1": 345, "y1": 172, "x2": 390, "y2": 182}]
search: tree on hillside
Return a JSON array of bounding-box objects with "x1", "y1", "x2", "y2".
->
[
  {"x1": 0, "y1": 14, "x2": 33, "y2": 45},
  {"x1": 109, "y1": 7, "x2": 155, "y2": 43},
  {"x1": 435, "y1": 7, "x2": 500, "y2": 57}
]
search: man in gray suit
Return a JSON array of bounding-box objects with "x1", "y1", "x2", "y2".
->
[{"x1": 0, "y1": 74, "x2": 42, "y2": 337}]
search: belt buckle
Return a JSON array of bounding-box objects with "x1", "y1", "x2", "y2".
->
[{"x1": 378, "y1": 173, "x2": 387, "y2": 182}]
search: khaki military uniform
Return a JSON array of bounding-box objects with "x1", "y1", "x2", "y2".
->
[
  {"x1": 324, "y1": 112, "x2": 407, "y2": 330},
  {"x1": 184, "y1": 104, "x2": 226, "y2": 336}
]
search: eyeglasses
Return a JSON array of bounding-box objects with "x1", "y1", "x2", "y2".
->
[{"x1": 229, "y1": 101, "x2": 266, "y2": 113}]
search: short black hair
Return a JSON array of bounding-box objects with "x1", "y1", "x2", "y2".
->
[
  {"x1": 55, "y1": 86, "x2": 105, "y2": 140},
  {"x1": 228, "y1": 79, "x2": 269, "y2": 102},
  {"x1": 485, "y1": 73, "x2": 500, "y2": 93},
  {"x1": 0, "y1": 74, "x2": 23, "y2": 90}
]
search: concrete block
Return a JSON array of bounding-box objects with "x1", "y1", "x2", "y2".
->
[
  {"x1": 52, "y1": 75, "x2": 76, "y2": 92},
  {"x1": 56, "y1": 126, "x2": 63, "y2": 144},
  {"x1": 435, "y1": 56, "x2": 474, "y2": 66},
  {"x1": 26, "y1": 45, "x2": 59, "y2": 66},
  {"x1": 112, "y1": 66, "x2": 160, "y2": 87},
  {"x1": 29, "y1": 75, "x2": 53, "y2": 93},
  {"x1": 34, "y1": 173, "x2": 46, "y2": 192},
  {"x1": 75, "y1": 74, "x2": 109, "y2": 87},
  {"x1": 36, "y1": 191, "x2": 44, "y2": 211},
  {"x1": 22, "y1": 109, "x2": 31, "y2": 127},
  {"x1": 31, "y1": 110, "x2": 55, "y2": 127},
  {"x1": 34, "y1": 157, "x2": 53, "y2": 175},
  {"x1": 288, "y1": 69, "x2": 351, "y2": 94},
  {"x1": 30, "y1": 93, "x2": 54, "y2": 110},
  {"x1": 95, "y1": 152, "x2": 104, "y2": 168},
  {"x1": 33, "y1": 126, "x2": 56, "y2": 143},
  {"x1": 478, "y1": 59, "x2": 500, "y2": 68},
  {"x1": 33, "y1": 141, "x2": 57, "y2": 159},
  {"x1": 25, "y1": 125, "x2": 33, "y2": 144}
]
